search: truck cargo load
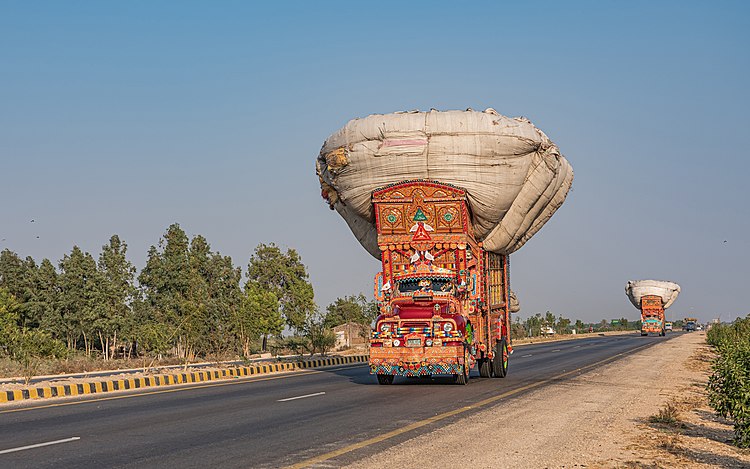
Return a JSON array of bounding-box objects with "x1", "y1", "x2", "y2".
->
[
  {"x1": 316, "y1": 109, "x2": 574, "y2": 258},
  {"x1": 625, "y1": 280, "x2": 681, "y2": 309}
]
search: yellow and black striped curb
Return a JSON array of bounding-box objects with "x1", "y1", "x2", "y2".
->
[{"x1": 0, "y1": 355, "x2": 368, "y2": 404}]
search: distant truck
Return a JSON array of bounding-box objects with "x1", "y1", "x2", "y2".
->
[
  {"x1": 664, "y1": 322, "x2": 673, "y2": 332},
  {"x1": 684, "y1": 318, "x2": 697, "y2": 332},
  {"x1": 368, "y1": 181, "x2": 513, "y2": 384},
  {"x1": 640, "y1": 296, "x2": 666, "y2": 336},
  {"x1": 625, "y1": 280, "x2": 680, "y2": 337}
]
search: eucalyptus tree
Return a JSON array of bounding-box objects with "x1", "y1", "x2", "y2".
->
[
  {"x1": 246, "y1": 243, "x2": 315, "y2": 332},
  {"x1": 96, "y1": 235, "x2": 137, "y2": 360},
  {"x1": 58, "y1": 246, "x2": 100, "y2": 353},
  {"x1": 238, "y1": 281, "x2": 282, "y2": 354}
]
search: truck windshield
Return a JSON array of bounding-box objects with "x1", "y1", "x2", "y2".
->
[{"x1": 398, "y1": 278, "x2": 452, "y2": 293}]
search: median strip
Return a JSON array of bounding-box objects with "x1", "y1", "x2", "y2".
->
[{"x1": 0, "y1": 355, "x2": 367, "y2": 404}]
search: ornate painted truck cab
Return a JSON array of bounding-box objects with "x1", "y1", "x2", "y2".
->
[
  {"x1": 368, "y1": 181, "x2": 512, "y2": 385},
  {"x1": 640, "y1": 295, "x2": 665, "y2": 336}
]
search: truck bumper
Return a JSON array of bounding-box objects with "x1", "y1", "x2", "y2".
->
[{"x1": 369, "y1": 344, "x2": 464, "y2": 377}]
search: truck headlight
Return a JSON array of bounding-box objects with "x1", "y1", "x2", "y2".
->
[
  {"x1": 443, "y1": 322, "x2": 453, "y2": 333},
  {"x1": 380, "y1": 323, "x2": 392, "y2": 333}
]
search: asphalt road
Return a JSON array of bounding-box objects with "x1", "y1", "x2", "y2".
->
[{"x1": 0, "y1": 333, "x2": 681, "y2": 468}]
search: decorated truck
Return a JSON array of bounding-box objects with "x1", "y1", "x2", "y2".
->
[
  {"x1": 683, "y1": 317, "x2": 698, "y2": 332},
  {"x1": 367, "y1": 180, "x2": 511, "y2": 384},
  {"x1": 316, "y1": 109, "x2": 574, "y2": 384},
  {"x1": 625, "y1": 280, "x2": 681, "y2": 336},
  {"x1": 639, "y1": 296, "x2": 666, "y2": 336}
]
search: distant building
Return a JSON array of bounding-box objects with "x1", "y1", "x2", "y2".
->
[{"x1": 333, "y1": 322, "x2": 368, "y2": 349}]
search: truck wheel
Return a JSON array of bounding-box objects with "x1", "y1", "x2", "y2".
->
[
  {"x1": 493, "y1": 338, "x2": 509, "y2": 378},
  {"x1": 454, "y1": 346, "x2": 470, "y2": 385},
  {"x1": 377, "y1": 374, "x2": 394, "y2": 385},
  {"x1": 660, "y1": 329, "x2": 666, "y2": 337},
  {"x1": 641, "y1": 332, "x2": 648, "y2": 336},
  {"x1": 479, "y1": 358, "x2": 492, "y2": 378}
]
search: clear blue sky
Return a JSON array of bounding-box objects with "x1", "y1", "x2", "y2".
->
[{"x1": 1, "y1": 1, "x2": 748, "y2": 323}]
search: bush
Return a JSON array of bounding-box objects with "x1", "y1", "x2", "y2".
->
[
  {"x1": 707, "y1": 315, "x2": 750, "y2": 448},
  {"x1": 649, "y1": 402, "x2": 681, "y2": 426},
  {"x1": 9, "y1": 329, "x2": 67, "y2": 384}
]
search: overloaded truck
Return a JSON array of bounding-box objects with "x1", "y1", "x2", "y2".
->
[
  {"x1": 625, "y1": 280, "x2": 681, "y2": 336},
  {"x1": 316, "y1": 109, "x2": 573, "y2": 384}
]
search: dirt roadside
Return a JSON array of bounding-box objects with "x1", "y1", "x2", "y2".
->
[{"x1": 354, "y1": 332, "x2": 750, "y2": 468}]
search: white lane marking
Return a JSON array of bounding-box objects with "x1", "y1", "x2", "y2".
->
[
  {"x1": 0, "y1": 437, "x2": 80, "y2": 455},
  {"x1": 521, "y1": 354, "x2": 533, "y2": 357},
  {"x1": 277, "y1": 391, "x2": 326, "y2": 402},
  {"x1": 552, "y1": 349, "x2": 561, "y2": 352},
  {"x1": 574, "y1": 345, "x2": 581, "y2": 348}
]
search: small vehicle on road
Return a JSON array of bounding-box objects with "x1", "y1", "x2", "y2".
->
[{"x1": 664, "y1": 322, "x2": 673, "y2": 332}]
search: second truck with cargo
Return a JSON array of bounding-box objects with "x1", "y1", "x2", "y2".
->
[{"x1": 625, "y1": 280, "x2": 681, "y2": 336}]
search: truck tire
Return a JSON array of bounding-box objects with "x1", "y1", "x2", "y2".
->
[
  {"x1": 377, "y1": 374, "x2": 394, "y2": 385},
  {"x1": 454, "y1": 346, "x2": 470, "y2": 385},
  {"x1": 479, "y1": 358, "x2": 492, "y2": 378},
  {"x1": 493, "y1": 338, "x2": 509, "y2": 378},
  {"x1": 660, "y1": 329, "x2": 666, "y2": 337}
]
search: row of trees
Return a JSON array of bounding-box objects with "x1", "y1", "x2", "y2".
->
[
  {"x1": 0, "y1": 224, "x2": 375, "y2": 370},
  {"x1": 510, "y1": 311, "x2": 643, "y2": 340}
]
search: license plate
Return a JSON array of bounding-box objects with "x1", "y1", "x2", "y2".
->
[{"x1": 407, "y1": 338, "x2": 422, "y2": 347}]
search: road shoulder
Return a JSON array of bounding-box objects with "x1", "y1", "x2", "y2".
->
[{"x1": 354, "y1": 332, "x2": 749, "y2": 468}]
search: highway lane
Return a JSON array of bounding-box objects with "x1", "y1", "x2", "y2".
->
[{"x1": 0, "y1": 333, "x2": 681, "y2": 468}]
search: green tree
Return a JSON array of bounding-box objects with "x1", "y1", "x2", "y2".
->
[
  {"x1": 324, "y1": 294, "x2": 377, "y2": 327},
  {"x1": 556, "y1": 315, "x2": 571, "y2": 334},
  {"x1": 58, "y1": 246, "x2": 101, "y2": 354},
  {"x1": 202, "y1": 249, "x2": 242, "y2": 357},
  {"x1": 0, "y1": 250, "x2": 39, "y2": 328},
  {"x1": 139, "y1": 224, "x2": 192, "y2": 359},
  {"x1": 139, "y1": 224, "x2": 244, "y2": 362},
  {"x1": 510, "y1": 316, "x2": 526, "y2": 341},
  {"x1": 0, "y1": 288, "x2": 20, "y2": 354},
  {"x1": 543, "y1": 311, "x2": 556, "y2": 328},
  {"x1": 96, "y1": 235, "x2": 137, "y2": 360},
  {"x1": 324, "y1": 294, "x2": 378, "y2": 348},
  {"x1": 303, "y1": 311, "x2": 335, "y2": 356},
  {"x1": 574, "y1": 319, "x2": 584, "y2": 333},
  {"x1": 1, "y1": 287, "x2": 65, "y2": 383},
  {"x1": 246, "y1": 243, "x2": 315, "y2": 332},
  {"x1": 526, "y1": 313, "x2": 543, "y2": 337},
  {"x1": 33, "y1": 259, "x2": 63, "y2": 340},
  {"x1": 239, "y1": 281, "x2": 282, "y2": 355}
]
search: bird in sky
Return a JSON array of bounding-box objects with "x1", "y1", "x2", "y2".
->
[{"x1": 30, "y1": 219, "x2": 35, "y2": 223}]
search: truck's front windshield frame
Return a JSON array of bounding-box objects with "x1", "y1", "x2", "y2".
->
[{"x1": 397, "y1": 277, "x2": 454, "y2": 294}]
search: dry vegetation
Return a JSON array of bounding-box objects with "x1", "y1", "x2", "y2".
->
[{"x1": 625, "y1": 340, "x2": 750, "y2": 468}]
